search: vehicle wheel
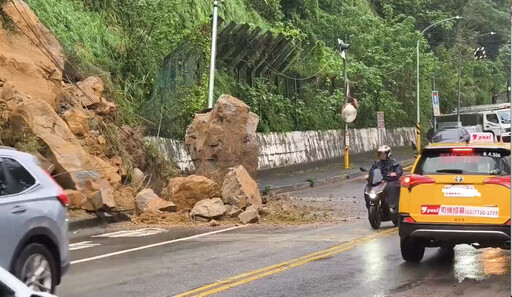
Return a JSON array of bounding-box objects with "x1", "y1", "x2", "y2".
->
[
  {"x1": 368, "y1": 205, "x2": 381, "y2": 230},
  {"x1": 401, "y1": 238, "x2": 425, "y2": 263},
  {"x1": 14, "y1": 243, "x2": 57, "y2": 293}
]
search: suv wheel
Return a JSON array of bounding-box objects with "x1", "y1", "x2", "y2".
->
[
  {"x1": 14, "y1": 243, "x2": 57, "y2": 293},
  {"x1": 400, "y1": 237, "x2": 425, "y2": 263}
]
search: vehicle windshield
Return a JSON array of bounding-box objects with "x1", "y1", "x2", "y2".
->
[
  {"x1": 432, "y1": 129, "x2": 461, "y2": 143},
  {"x1": 414, "y1": 148, "x2": 511, "y2": 176},
  {"x1": 371, "y1": 168, "x2": 383, "y2": 184},
  {"x1": 497, "y1": 110, "x2": 510, "y2": 124}
]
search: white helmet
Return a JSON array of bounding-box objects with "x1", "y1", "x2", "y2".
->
[{"x1": 378, "y1": 145, "x2": 392, "y2": 158}]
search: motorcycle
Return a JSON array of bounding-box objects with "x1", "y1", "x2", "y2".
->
[{"x1": 360, "y1": 167, "x2": 398, "y2": 229}]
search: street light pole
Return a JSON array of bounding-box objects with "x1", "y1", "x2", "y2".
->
[
  {"x1": 416, "y1": 16, "x2": 462, "y2": 152},
  {"x1": 207, "y1": 0, "x2": 220, "y2": 109}
]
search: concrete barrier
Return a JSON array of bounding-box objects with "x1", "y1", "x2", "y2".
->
[{"x1": 148, "y1": 127, "x2": 415, "y2": 173}]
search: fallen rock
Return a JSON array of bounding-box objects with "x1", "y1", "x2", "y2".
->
[
  {"x1": 185, "y1": 95, "x2": 260, "y2": 185},
  {"x1": 90, "y1": 156, "x2": 122, "y2": 188},
  {"x1": 190, "y1": 198, "x2": 227, "y2": 220},
  {"x1": 65, "y1": 190, "x2": 84, "y2": 210},
  {"x1": 132, "y1": 168, "x2": 145, "y2": 187},
  {"x1": 0, "y1": 0, "x2": 64, "y2": 109},
  {"x1": 193, "y1": 216, "x2": 210, "y2": 222},
  {"x1": 97, "y1": 135, "x2": 106, "y2": 145},
  {"x1": 8, "y1": 96, "x2": 117, "y2": 194},
  {"x1": 227, "y1": 205, "x2": 243, "y2": 217},
  {"x1": 238, "y1": 205, "x2": 260, "y2": 224},
  {"x1": 222, "y1": 165, "x2": 262, "y2": 209},
  {"x1": 81, "y1": 180, "x2": 102, "y2": 211},
  {"x1": 31, "y1": 152, "x2": 55, "y2": 173},
  {"x1": 95, "y1": 97, "x2": 117, "y2": 115},
  {"x1": 66, "y1": 76, "x2": 104, "y2": 107},
  {"x1": 162, "y1": 175, "x2": 221, "y2": 210},
  {"x1": 209, "y1": 219, "x2": 220, "y2": 227},
  {"x1": 135, "y1": 188, "x2": 176, "y2": 215},
  {"x1": 98, "y1": 178, "x2": 116, "y2": 209},
  {"x1": 63, "y1": 108, "x2": 89, "y2": 137}
]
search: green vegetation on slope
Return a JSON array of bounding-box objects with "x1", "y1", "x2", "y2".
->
[{"x1": 21, "y1": 0, "x2": 511, "y2": 139}]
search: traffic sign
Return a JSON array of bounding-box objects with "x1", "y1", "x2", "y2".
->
[
  {"x1": 377, "y1": 112, "x2": 385, "y2": 129},
  {"x1": 432, "y1": 91, "x2": 440, "y2": 116}
]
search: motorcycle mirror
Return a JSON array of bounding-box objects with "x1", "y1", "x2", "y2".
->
[
  {"x1": 359, "y1": 167, "x2": 367, "y2": 172},
  {"x1": 411, "y1": 141, "x2": 417, "y2": 152}
]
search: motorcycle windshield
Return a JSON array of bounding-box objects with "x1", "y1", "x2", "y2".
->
[{"x1": 371, "y1": 169, "x2": 384, "y2": 186}]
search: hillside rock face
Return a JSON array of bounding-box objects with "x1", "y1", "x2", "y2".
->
[
  {"x1": 185, "y1": 95, "x2": 260, "y2": 185},
  {"x1": 0, "y1": 0, "x2": 64, "y2": 109},
  {"x1": 0, "y1": 0, "x2": 122, "y2": 210}
]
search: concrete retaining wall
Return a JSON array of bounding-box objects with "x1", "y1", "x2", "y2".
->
[
  {"x1": 148, "y1": 127, "x2": 415, "y2": 172},
  {"x1": 257, "y1": 128, "x2": 414, "y2": 170}
]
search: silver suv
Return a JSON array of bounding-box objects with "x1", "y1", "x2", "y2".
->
[{"x1": 0, "y1": 147, "x2": 69, "y2": 293}]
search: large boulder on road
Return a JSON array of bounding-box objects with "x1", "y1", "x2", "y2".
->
[
  {"x1": 162, "y1": 175, "x2": 220, "y2": 210},
  {"x1": 185, "y1": 95, "x2": 260, "y2": 185},
  {"x1": 238, "y1": 205, "x2": 260, "y2": 224},
  {"x1": 190, "y1": 198, "x2": 227, "y2": 220},
  {"x1": 136, "y1": 188, "x2": 177, "y2": 215},
  {"x1": 222, "y1": 165, "x2": 262, "y2": 209}
]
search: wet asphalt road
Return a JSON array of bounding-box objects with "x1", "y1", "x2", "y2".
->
[{"x1": 59, "y1": 180, "x2": 510, "y2": 297}]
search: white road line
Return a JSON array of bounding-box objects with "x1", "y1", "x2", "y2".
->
[
  {"x1": 69, "y1": 241, "x2": 100, "y2": 251},
  {"x1": 71, "y1": 225, "x2": 248, "y2": 265},
  {"x1": 93, "y1": 228, "x2": 167, "y2": 238}
]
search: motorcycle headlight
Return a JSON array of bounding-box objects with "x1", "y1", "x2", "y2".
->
[{"x1": 369, "y1": 191, "x2": 377, "y2": 199}]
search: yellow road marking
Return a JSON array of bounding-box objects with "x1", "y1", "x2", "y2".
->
[{"x1": 176, "y1": 228, "x2": 397, "y2": 297}]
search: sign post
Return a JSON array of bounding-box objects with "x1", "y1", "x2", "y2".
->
[
  {"x1": 377, "y1": 112, "x2": 385, "y2": 157},
  {"x1": 432, "y1": 91, "x2": 440, "y2": 132}
]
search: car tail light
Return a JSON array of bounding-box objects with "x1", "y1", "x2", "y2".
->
[
  {"x1": 58, "y1": 190, "x2": 69, "y2": 207},
  {"x1": 452, "y1": 148, "x2": 473, "y2": 153},
  {"x1": 401, "y1": 174, "x2": 435, "y2": 188},
  {"x1": 505, "y1": 219, "x2": 511, "y2": 225},
  {"x1": 484, "y1": 176, "x2": 511, "y2": 189},
  {"x1": 402, "y1": 216, "x2": 415, "y2": 223},
  {"x1": 44, "y1": 171, "x2": 68, "y2": 207}
]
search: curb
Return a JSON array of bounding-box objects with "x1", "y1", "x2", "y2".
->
[
  {"x1": 260, "y1": 159, "x2": 415, "y2": 195},
  {"x1": 69, "y1": 212, "x2": 131, "y2": 232}
]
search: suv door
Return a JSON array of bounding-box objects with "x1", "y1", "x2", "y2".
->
[{"x1": 0, "y1": 157, "x2": 38, "y2": 270}]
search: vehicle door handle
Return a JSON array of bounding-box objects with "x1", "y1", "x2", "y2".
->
[{"x1": 11, "y1": 206, "x2": 27, "y2": 214}]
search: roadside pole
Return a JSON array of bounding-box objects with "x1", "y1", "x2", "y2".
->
[
  {"x1": 207, "y1": 0, "x2": 220, "y2": 109},
  {"x1": 457, "y1": 62, "x2": 461, "y2": 124},
  {"x1": 344, "y1": 54, "x2": 349, "y2": 169},
  {"x1": 338, "y1": 38, "x2": 351, "y2": 169}
]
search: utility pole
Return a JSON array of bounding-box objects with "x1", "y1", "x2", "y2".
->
[{"x1": 207, "y1": 0, "x2": 220, "y2": 109}]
